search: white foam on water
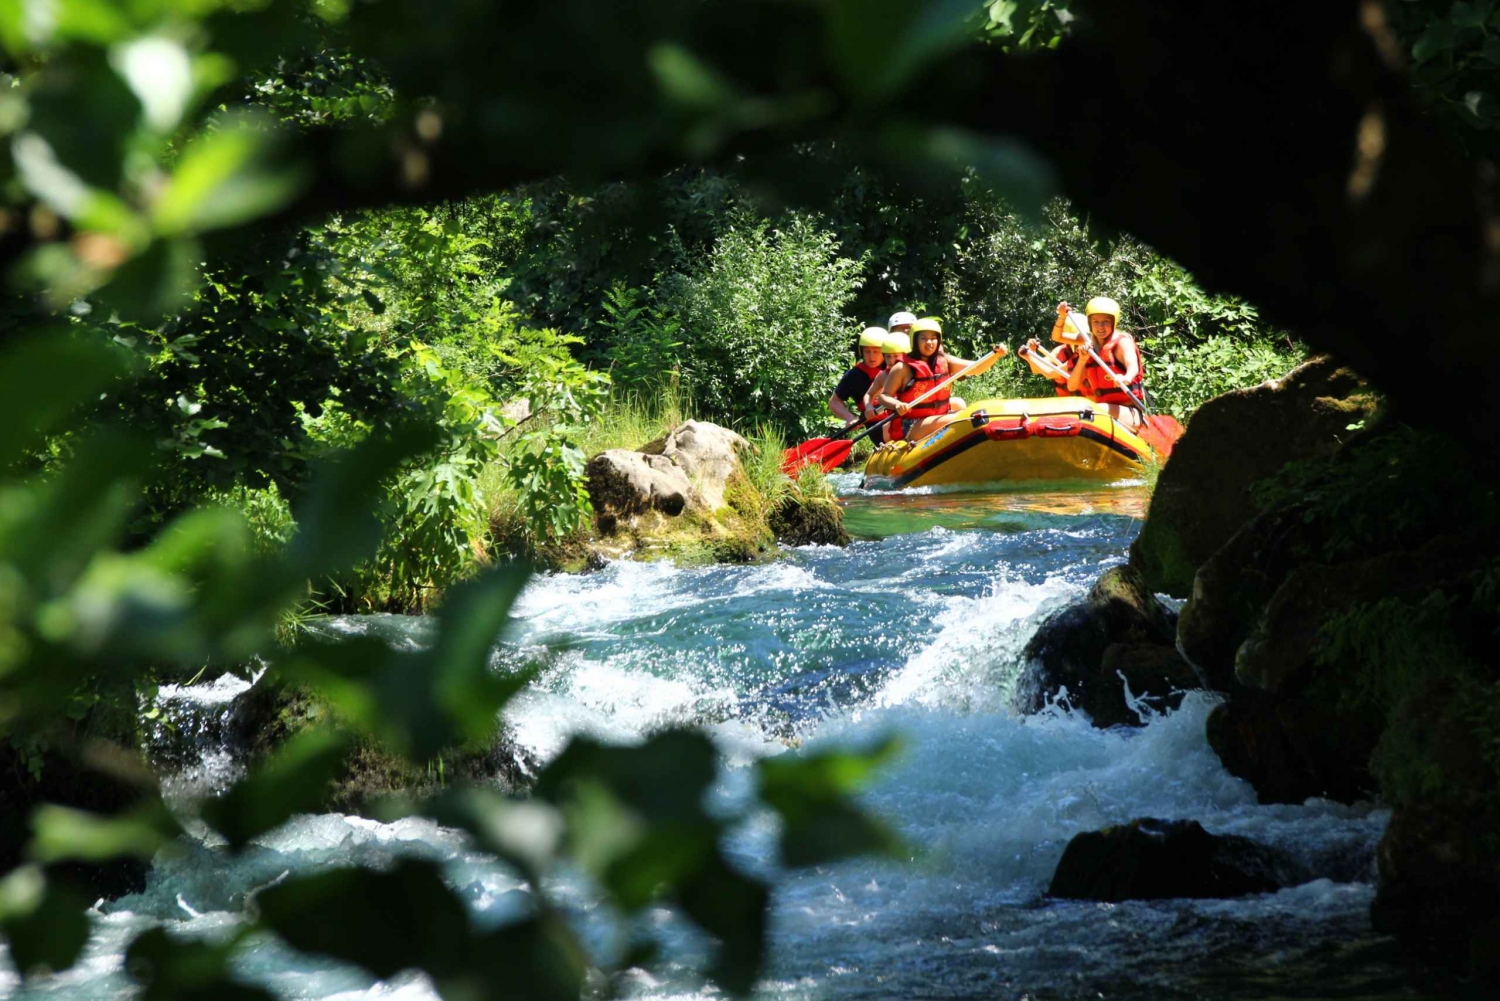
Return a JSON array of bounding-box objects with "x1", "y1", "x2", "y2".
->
[
  {"x1": 872, "y1": 573, "x2": 1080, "y2": 712},
  {"x1": 157, "y1": 667, "x2": 259, "y2": 705}
]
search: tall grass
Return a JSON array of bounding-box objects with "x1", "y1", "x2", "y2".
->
[{"x1": 577, "y1": 383, "x2": 692, "y2": 455}]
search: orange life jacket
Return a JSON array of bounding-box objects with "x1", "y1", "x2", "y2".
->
[{"x1": 1079, "y1": 333, "x2": 1145, "y2": 407}]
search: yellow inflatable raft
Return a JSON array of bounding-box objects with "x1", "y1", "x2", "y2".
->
[{"x1": 862, "y1": 397, "x2": 1151, "y2": 490}]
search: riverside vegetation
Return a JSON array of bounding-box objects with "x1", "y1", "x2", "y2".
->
[{"x1": 1, "y1": 0, "x2": 1495, "y2": 996}]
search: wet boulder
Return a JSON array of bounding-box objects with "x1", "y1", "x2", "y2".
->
[
  {"x1": 768, "y1": 493, "x2": 850, "y2": 547},
  {"x1": 1176, "y1": 502, "x2": 1323, "y2": 693},
  {"x1": 1201, "y1": 533, "x2": 1479, "y2": 805},
  {"x1": 641, "y1": 420, "x2": 750, "y2": 512},
  {"x1": 1131, "y1": 357, "x2": 1377, "y2": 598},
  {"x1": 1019, "y1": 564, "x2": 1197, "y2": 727},
  {"x1": 586, "y1": 449, "x2": 694, "y2": 527},
  {"x1": 227, "y1": 678, "x2": 535, "y2": 815},
  {"x1": 1048, "y1": 818, "x2": 1294, "y2": 901},
  {"x1": 1368, "y1": 677, "x2": 1500, "y2": 979}
]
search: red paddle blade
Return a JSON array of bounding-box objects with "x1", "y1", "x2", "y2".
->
[
  {"x1": 781, "y1": 437, "x2": 854, "y2": 476},
  {"x1": 1140, "y1": 415, "x2": 1185, "y2": 459},
  {"x1": 781, "y1": 437, "x2": 837, "y2": 475},
  {"x1": 811, "y1": 438, "x2": 854, "y2": 473}
]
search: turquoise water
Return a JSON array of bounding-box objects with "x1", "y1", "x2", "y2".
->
[{"x1": 4, "y1": 485, "x2": 1477, "y2": 1000}]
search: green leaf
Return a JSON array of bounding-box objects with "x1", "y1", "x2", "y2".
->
[
  {"x1": 383, "y1": 789, "x2": 563, "y2": 884},
  {"x1": 1452, "y1": 2, "x2": 1486, "y2": 29},
  {"x1": 360, "y1": 288, "x2": 386, "y2": 314},
  {"x1": 288, "y1": 420, "x2": 441, "y2": 578},
  {"x1": 426, "y1": 568, "x2": 533, "y2": 742},
  {"x1": 676, "y1": 850, "x2": 769, "y2": 995},
  {"x1": 124, "y1": 927, "x2": 275, "y2": 1001},
  {"x1": 464, "y1": 914, "x2": 588, "y2": 1001},
  {"x1": 756, "y1": 735, "x2": 904, "y2": 867},
  {"x1": 826, "y1": 0, "x2": 978, "y2": 100},
  {"x1": 255, "y1": 859, "x2": 472, "y2": 980},
  {"x1": 29, "y1": 799, "x2": 181, "y2": 863},
  {"x1": 0, "y1": 334, "x2": 128, "y2": 471},
  {"x1": 649, "y1": 42, "x2": 735, "y2": 109},
  {"x1": 93, "y1": 237, "x2": 203, "y2": 323},
  {"x1": 200, "y1": 728, "x2": 352, "y2": 850},
  {"x1": 0, "y1": 866, "x2": 89, "y2": 977},
  {"x1": 152, "y1": 122, "x2": 307, "y2": 237},
  {"x1": 279, "y1": 580, "x2": 534, "y2": 763},
  {"x1": 1413, "y1": 22, "x2": 1456, "y2": 65},
  {"x1": 912, "y1": 126, "x2": 1056, "y2": 219}
]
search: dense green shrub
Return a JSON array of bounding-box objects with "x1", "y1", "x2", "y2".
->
[{"x1": 659, "y1": 214, "x2": 868, "y2": 433}]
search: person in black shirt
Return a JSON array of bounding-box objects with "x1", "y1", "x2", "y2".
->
[{"x1": 828, "y1": 327, "x2": 888, "y2": 424}]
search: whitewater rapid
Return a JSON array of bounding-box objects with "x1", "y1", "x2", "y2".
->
[{"x1": 4, "y1": 490, "x2": 1431, "y2": 1000}]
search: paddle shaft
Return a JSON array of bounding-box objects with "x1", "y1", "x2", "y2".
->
[
  {"x1": 1064, "y1": 309, "x2": 1153, "y2": 417},
  {"x1": 1019, "y1": 345, "x2": 1071, "y2": 382},
  {"x1": 855, "y1": 347, "x2": 1003, "y2": 446}
]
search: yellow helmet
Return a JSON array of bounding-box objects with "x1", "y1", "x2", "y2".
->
[
  {"x1": 1084, "y1": 297, "x2": 1121, "y2": 322},
  {"x1": 910, "y1": 317, "x2": 943, "y2": 335},
  {"x1": 858, "y1": 326, "x2": 889, "y2": 348},
  {"x1": 883, "y1": 330, "x2": 911, "y2": 355}
]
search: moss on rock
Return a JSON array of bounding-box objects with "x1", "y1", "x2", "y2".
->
[
  {"x1": 1132, "y1": 356, "x2": 1377, "y2": 597},
  {"x1": 769, "y1": 494, "x2": 850, "y2": 547},
  {"x1": 228, "y1": 677, "x2": 534, "y2": 815}
]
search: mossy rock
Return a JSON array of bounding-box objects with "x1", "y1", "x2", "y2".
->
[
  {"x1": 228, "y1": 678, "x2": 535, "y2": 814},
  {"x1": 1132, "y1": 356, "x2": 1377, "y2": 597},
  {"x1": 768, "y1": 494, "x2": 850, "y2": 547}
]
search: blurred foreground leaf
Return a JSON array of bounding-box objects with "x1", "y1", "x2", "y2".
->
[
  {"x1": 29, "y1": 798, "x2": 182, "y2": 864},
  {"x1": 125, "y1": 927, "x2": 274, "y2": 1001},
  {"x1": 756, "y1": 735, "x2": 905, "y2": 866},
  {"x1": 0, "y1": 866, "x2": 89, "y2": 977},
  {"x1": 200, "y1": 728, "x2": 353, "y2": 851},
  {"x1": 276, "y1": 568, "x2": 533, "y2": 760},
  {"x1": 0, "y1": 334, "x2": 128, "y2": 470}
]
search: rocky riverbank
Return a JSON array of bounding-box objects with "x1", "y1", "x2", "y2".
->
[{"x1": 1020, "y1": 356, "x2": 1500, "y2": 980}]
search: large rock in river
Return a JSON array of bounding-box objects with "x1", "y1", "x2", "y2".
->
[
  {"x1": 641, "y1": 420, "x2": 751, "y2": 512},
  {"x1": 1200, "y1": 532, "x2": 1479, "y2": 805},
  {"x1": 1048, "y1": 817, "x2": 1294, "y2": 901},
  {"x1": 586, "y1": 449, "x2": 693, "y2": 525},
  {"x1": 1019, "y1": 565, "x2": 1198, "y2": 727},
  {"x1": 1131, "y1": 356, "x2": 1376, "y2": 598}
]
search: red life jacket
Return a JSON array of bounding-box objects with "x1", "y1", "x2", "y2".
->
[
  {"x1": 1079, "y1": 332, "x2": 1145, "y2": 407},
  {"x1": 855, "y1": 360, "x2": 883, "y2": 380},
  {"x1": 1052, "y1": 346, "x2": 1079, "y2": 398},
  {"x1": 896, "y1": 354, "x2": 951, "y2": 419}
]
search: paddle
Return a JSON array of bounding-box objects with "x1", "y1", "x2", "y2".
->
[
  {"x1": 1062, "y1": 309, "x2": 1185, "y2": 458},
  {"x1": 783, "y1": 346, "x2": 1006, "y2": 475},
  {"x1": 781, "y1": 417, "x2": 868, "y2": 473}
]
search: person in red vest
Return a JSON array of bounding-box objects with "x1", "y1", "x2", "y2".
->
[
  {"x1": 1047, "y1": 296, "x2": 1146, "y2": 428},
  {"x1": 828, "y1": 327, "x2": 889, "y2": 425},
  {"x1": 877, "y1": 317, "x2": 1000, "y2": 443}
]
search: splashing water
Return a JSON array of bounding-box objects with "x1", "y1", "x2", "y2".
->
[{"x1": 9, "y1": 485, "x2": 1472, "y2": 1001}]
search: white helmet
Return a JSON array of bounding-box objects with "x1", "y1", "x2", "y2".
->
[{"x1": 888, "y1": 311, "x2": 917, "y2": 329}]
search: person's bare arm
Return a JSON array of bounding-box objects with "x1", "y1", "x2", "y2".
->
[
  {"x1": 879, "y1": 364, "x2": 912, "y2": 414},
  {"x1": 863, "y1": 371, "x2": 889, "y2": 418},
  {"x1": 1066, "y1": 343, "x2": 1090, "y2": 393},
  {"x1": 1116, "y1": 333, "x2": 1140, "y2": 383},
  {"x1": 828, "y1": 392, "x2": 858, "y2": 423}
]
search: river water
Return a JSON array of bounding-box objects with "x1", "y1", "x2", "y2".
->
[{"x1": 3, "y1": 482, "x2": 1475, "y2": 1000}]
